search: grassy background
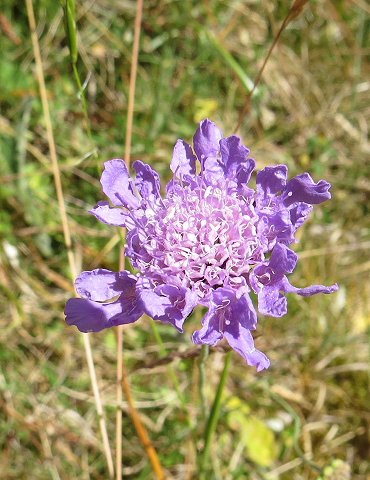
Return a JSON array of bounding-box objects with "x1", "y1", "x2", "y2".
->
[{"x1": 0, "y1": 0, "x2": 369, "y2": 479}]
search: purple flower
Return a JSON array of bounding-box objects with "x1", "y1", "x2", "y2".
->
[{"x1": 65, "y1": 119, "x2": 338, "y2": 371}]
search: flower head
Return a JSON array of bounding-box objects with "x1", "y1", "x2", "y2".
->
[{"x1": 65, "y1": 120, "x2": 338, "y2": 371}]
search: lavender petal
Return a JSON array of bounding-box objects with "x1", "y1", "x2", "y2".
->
[
  {"x1": 65, "y1": 293, "x2": 143, "y2": 333},
  {"x1": 257, "y1": 285, "x2": 288, "y2": 317},
  {"x1": 101, "y1": 159, "x2": 139, "y2": 209},
  {"x1": 281, "y1": 277, "x2": 339, "y2": 297},
  {"x1": 257, "y1": 165, "x2": 288, "y2": 196},
  {"x1": 75, "y1": 269, "x2": 137, "y2": 302},
  {"x1": 282, "y1": 173, "x2": 331, "y2": 207},
  {"x1": 139, "y1": 282, "x2": 198, "y2": 332},
  {"x1": 269, "y1": 243, "x2": 298, "y2": 275},
  {"x1": 89, "y1": 201, "x2": 133, "y2": 227},
  {"x1": 133, "y1": 160, "x2": 161, "y2": 199},
  {"x1": 170, "y1": 139, "x2": 197, "y2": 178},
  {"x1": 193, "y1": 118, "x2": 222, "y2": 161},
  {"x1": 224, "y1": 324, "x2": 270, "y2": 371},
  {"x1": 192, "y1": 308, "x2": 224, "y2": 345}
]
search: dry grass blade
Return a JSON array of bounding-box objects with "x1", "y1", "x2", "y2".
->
[
  {"x1": 0, "y1": 13, "x2": 21, "y2": 45},
  {"x1": 115, "y1": 0, "x2": 164, "y2": 477},
  {"x1": 121, "y1": 362, "x2": 165, "y2": 480},
  {"x1": 235, "y1": 0, "x2": 310, "y2": 132},
  {"x1": 25, "y1": 0, "x2": 114, "y2": 477},
  {"x1": 116, "y1": 0, "x2": 165, "y2": 479}
]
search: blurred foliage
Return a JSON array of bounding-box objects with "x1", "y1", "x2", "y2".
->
[
  {"x1": 226, "y1": 397, "x2": 278, "y2": 467},
  {"x1": 0, "y1": 0, "x2": 369, "y2": 479}
]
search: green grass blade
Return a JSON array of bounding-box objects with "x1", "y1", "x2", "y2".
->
[{"x1": 202, "y1": 29, "x2": 255, "y2": 94}]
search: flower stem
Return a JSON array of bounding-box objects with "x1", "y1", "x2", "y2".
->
[
  {"x1": 71, "y1": 62, "x2": 93, "y2": 142},
  {"x1": 62, "y1": 0, "x2": 97, "y2": 160},
  {"x1": 199, "y1": 345, "x2": 209, "y2": 417},
  {"x1": 150, "y1": 320, "x2": 187, "y2": 410},
  {"x1": 199, "y1": 351, "x2": 232, "y2": 478}
]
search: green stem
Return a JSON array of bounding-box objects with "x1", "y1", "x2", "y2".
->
[
  {"x1": 150, "y1": 319, "x2": 166, "y2": 357},
  {"x1": 199, "y1": 351, "x2": 232, "y2": 478},
  {"x1": 71, "y1": 63, "x2": 87, "y2": 111},
  {"x1": 150, "y1": 320, "x2": 188, "y2": 412},
  {"x1": 72, "y1": 63, "x2": 91, "y2": 138},
  {"x1": 62, "y1": 1, "x2": 97, "y2": 158},
  {"x1": 199, "y1": 345, "x2": 209, "y2": 417}
]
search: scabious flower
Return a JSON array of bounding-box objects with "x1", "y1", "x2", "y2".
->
[{"x1": 65, "y1": 120, "x2": 338, "y2": 371}]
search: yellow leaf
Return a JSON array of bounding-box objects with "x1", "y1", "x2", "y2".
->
[{"x1": 227, "y1": 409, "x2": 278, "y2": 467}]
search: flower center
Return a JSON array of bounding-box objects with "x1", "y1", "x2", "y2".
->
[{"x1": 127, "y1": 179, "x2": 263, "y2": 299}]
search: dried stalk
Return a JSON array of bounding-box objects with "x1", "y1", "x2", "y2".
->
[
  {"x1": 121, "y1": 362, "x2": 165, "y2": 480},
  {"x1": 116, "y1": 1, "x2": 164, "y2": 479},
  {"x1": 25, "y1": 0, "x2": 114, "y2": 476},
  {"x1": 235, "y1": 0, "x2": 309, "y2": 132}
]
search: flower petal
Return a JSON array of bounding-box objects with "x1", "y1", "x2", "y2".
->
[
  {"x1": 126, "y1": 230, "x2": 152, "y2": 270},
  {"x1": 193, "y1": 119, "x2": 222, "y2": 161},
  {"x1": 133, "y1": 160, "x2": 161, "y2": 199},
  {"x1": 289, "y1": 202, "x2": 313, "y2": 229},
  {"x1": 170, "y1": 139, "x2": 197, "y2": 178},
  {"x1": 138, "y1": 280, "x2": 198, "y2": 332},
  {"x1": 236, "y1": 160, "x2": 256, "y2": 186},
  {"x1": 224, "y1": 325, "x2": 270, "y2": 371},
  {"x1": 101, "y1": 159, "x2": 139, "y2": 209},
  {"x1": 282, "y1": 173, "x2": 331, "y2": 207},
  {"x1": 220, "y1": 135, "x2": 250, "y2": 163},
  {"x1": 65, "y1": 292, "x2": 143, "y2": 333},
  {"x1": 257, "y1": 165, "x2": 288, "y2": 196},
  {"x1": 89, "y1": 201, "x2": 133, "y2": 227},
  {"x1": 257, "y1": 285, "x2": 287, "y2": 317},
  {"x1": 250, "y1": 244, "x2": 297, "y2": 292},
  {"x1": 75, "y1": 269, "x2": 137, "y2": 302},
  {"x1": 269, "y1": 243, "x2": 298, "y2": 275},
  {"x1": 212, "y1": 288, "x2": 257, "y2": 330},
  {"x1": 202, "y1": 156, "x2": 225, "y2": 183},
  {"x1": 281, "y1": 277, "x2": 339, "y2": 297},
  {"x1": 220, "y1": 135, "x2": 250, "y2": 172},
  {"x1": 193, "y1": 288, "x2": 257, "y2": 347},
  {"x1": 192, "y1": 309, "x2": 223, "y2": 346},
  {"x1": 257, "y1": 210, "x2": 295, "y2": 249}
]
